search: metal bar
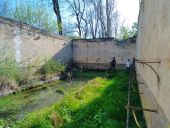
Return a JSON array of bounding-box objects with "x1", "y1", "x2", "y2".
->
[
  {"x1": 132, "y1": 110, "x2": 142, "y2": 128},
  {"x1": 140, "y1": 61, "x2": 161, "y2": 64},
  {"x1": 133, "y1": 91, "x2": 144, "y2": 94},
  {"x1": 134, "y1": 59, "x2": 160, "y2": 82},
  {"x1": 133, "y1": 83, "x2": 144, "y2": 85},
  {"x1": 126, "y1": 105, "x2": 157, "y2": 113},
  {"x1": 134, "y1": 58, "x2": 161, "y2": 64},
  {"x1": 143, "y1": 63, "x2": 160, "y2": 82}
]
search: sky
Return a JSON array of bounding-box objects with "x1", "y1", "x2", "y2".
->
[
  {"x1": 0, "y1": 0, "x2": 139, "y2": 25},
  {"x1": 0, "y1": 0, "x2": 139, "y2": 32},
  {"x1": 117, "y1": 0, "x2": 139, "y2": 27}
]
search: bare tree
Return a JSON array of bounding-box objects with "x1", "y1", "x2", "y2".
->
[
  {"x1": 61, "y1": 0, "x2": 118, "y2": 38},
  {"x1": 52, "y1": 0, "x2": 63, "y2": 35},
  {"x1": 106, "y1": 0, "x2": 110, "y2": 37},
  {"x1": 0, "y1": 0, "x2": 120, "y2": 38},
  {"x1": 88, "y1": 0, "x2": 117, "y2": 38},
  {"x1": 112, "y1": 10, "x2": 120, "y2": 38},
  {"x1": 99, "y1": 0, "x2": 107, "y2": 38},
  {"x1": 106, "y1": 0, "x2": 116, "y2": 37},
  {"x1": 87, "y1": 0, "x2": 100, "y2": 39},
  {"x1": 66, "y1": 0, "x2": 87, "y2": 38}
]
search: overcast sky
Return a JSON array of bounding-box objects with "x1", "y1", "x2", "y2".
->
[{"x1": 117, "y1": 0, "x2": 139, "y2": 27}]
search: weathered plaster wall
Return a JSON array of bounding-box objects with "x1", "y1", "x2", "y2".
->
[
  {"x1": 73, "y1": 39, "x2": 135, "y2": 69},
  {"x1": 0, "y1": 17, "x2": 135, "y2": 71},
  {"x1": 0, "y1": 17, "x2": 72, "y2": 68},
  {"x1": 136, "y1": 0, "x2": 170, "y2": 127}
]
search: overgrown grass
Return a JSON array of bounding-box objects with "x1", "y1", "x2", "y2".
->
[
  {"x1": 13, "y1": 70, "x2": 129, "y2": 128},
  {"x1": 0, "y1": 70, "x2": 145, "y2": 128}
]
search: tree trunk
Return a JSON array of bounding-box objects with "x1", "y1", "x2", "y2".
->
[
  {"x1": 99, "y1": 0, "x2": 105, "y2": 38},
  {"x1": 106, "y1": 0, "x2": 111, "y2": 37},
  {"x1": 52, "y1": 0, "x2": 63, "y2": 35}
]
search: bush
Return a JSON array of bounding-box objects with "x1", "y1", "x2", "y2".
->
[
  {"x1": 40, "y1": 58, "x2": 66, "y2": 75},
  {"x1": 0, "y1": 119, "x2": 5, "y2": 128},
  {"x1": 17, "y1": 64, "x2": 33, "y2": 84},
  {"x1": 0, "y1": 57, "x2": 33, "y2": 86},
  {"x1": 0, "y1": 58, "x2": 20, "y2": 82}
]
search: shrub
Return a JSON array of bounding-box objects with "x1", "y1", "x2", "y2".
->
[
  {"x1": 0, "y1": 119, "x2": 5, "y2": 128},
  {"x1": 0, "y1": 57, "x2": 33, "y2": 86},
  {"x1": 40, "y1": 58, "x2": 66, "y2": 75},
  {"x1": 0, "y1": 58, "x2": 20, "y2": 82},
  {"x1": 16, "y1": 64, "x2": 33, "y2": 84}
]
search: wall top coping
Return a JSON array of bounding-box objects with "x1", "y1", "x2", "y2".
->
[
  {"x1": 72, "y1": 38, "x2": 116, "y2": 43},
  {"x1": 0, "y1": 16, "x2": 70, "y2": 41}
]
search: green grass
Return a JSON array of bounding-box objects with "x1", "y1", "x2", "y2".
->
[
  {"x1": 0, "y1": 70, "x2": 145, "y2": 128},
  {"x1": 13, "y1": 70, "x2": 128, "y2": 128}
]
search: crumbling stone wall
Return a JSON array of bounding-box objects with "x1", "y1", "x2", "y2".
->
[
  {"x1": 0, "y1": 17, "x2": 135, "y2": 71},
  {"x1": 136, "y1": 0, "x2": 170, "y2": 127},
  {"x1": 73, "y1": 38, "x2": 135, "y2": 70},
  {"x1": 0, "y1": 17, "x2": 72, "y2": 68}
]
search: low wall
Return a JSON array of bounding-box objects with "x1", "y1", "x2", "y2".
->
[
  {"x1": 73, "y1": 38, "x2": 135, "y2": 70},
  {"x1": 136, "y1": 0, "x2": 170, "y2": 127},
  {"x1": 0, "y1": 17, "x2": 72, "y2": 69}
]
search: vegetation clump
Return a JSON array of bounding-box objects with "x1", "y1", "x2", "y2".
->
[
  {"x1": 0, "y1": 70, "x2": 145, "y2": 128},
  {"x1": 40, "y1": 58, "x2": 66, "y2": 76},
  {"x1": 0, "y1": 56, "x2": 66, "y2": 96},
  {"x1": 15, "y1": 70, "x2": 130, "y2": 128},
  {"x1": 0, "y1": 57, "x2": 33, "y2": 93}
]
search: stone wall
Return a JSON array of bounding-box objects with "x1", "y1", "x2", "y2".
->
[
  {"x1": 136, "y1": 0, "x2": 170, "y2": 127},
  {"x1": 0, "y1": 17, "x2": 136, "y2": 71},
  {"x1": 0, "y1": 17, "x2": 72, "y2": 68},
  {"x1": 73, "y1": 38, "x2": 135, "y2": 70}
]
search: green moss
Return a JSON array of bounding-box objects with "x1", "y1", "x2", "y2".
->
[{"x1": 0, "y1": 81, "x2": 60, "y2": 113}]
